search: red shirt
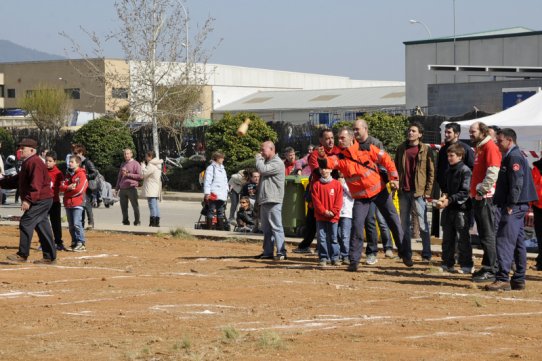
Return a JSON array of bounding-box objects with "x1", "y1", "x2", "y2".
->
[
  {"x1": 48, "y1": 165, "x2": 63, "y2": 203},
  {"x1": 60, "y1": 167, "x2": 88, "y2": 208},
  {"x1": 403, "y1": 145, "x2": 418, "y2": 192},
  {"x1": 311, "y1": 178, "x2": 343, "y2": 223},
  {"x1": 284, "y1": 161, "x2": 295, "y2": 176},
  {"x1": 470, "y1": 139, "x2": 501, "y2": 198}
]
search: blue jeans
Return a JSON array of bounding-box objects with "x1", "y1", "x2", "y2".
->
[
  {"x1": 317, "y1": 221, "x2": 339, "y2": 261},
  {"x1": 399, "y1": 191, "x2": 431, "y2": 260},
  {"x1": 338, "y1": 217, "x2": 351, "y2": 260},
  {"x1": 147, "y1": 197, "x2": 160, "y2": 217},
  {"x1": 260, "y1": 203, "x2": 286, "y2": 257},
  {"x1": 365, "y1": 202, "x2": 393, "y2": 256},
  {"x1": 66, "y1": 207, "x2": 85, "y2": 245}
]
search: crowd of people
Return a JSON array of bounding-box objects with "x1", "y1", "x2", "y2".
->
[{"x1": 1, "y1": 119, "x2": 542, "y2": 292}]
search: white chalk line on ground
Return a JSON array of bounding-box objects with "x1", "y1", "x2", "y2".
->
[
  {"x1": 0, "y1": 290, "x2": 53, "y2": 299},
  {"x1": 149, "y1": 303, "x2": 238, "y2": 313},
  {"x1": 406, "y1": 331, "x2": 492, "y2": 339},
  {"x1": 63, "y1": 310, "x2": 93, "y2": 316},
  {"x1": 65, "y1": 254, "x2": 119, "y2": 260},
  {"x1": 424, "y1": 311, "x2": 542, "y2": 322},
  {"x1": 237, "y1": 315, "x2": 392, "y2": 332},
  {"x1": 160, "y1": 272, "x2": 207, "y2": 277},
  {"x1": 411, "y1": 290, "x2": 542, "y2": 304}
]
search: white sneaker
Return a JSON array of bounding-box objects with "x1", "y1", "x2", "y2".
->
[
  {"x1": 366, "y1": 254, "x2": 378, "y2": 265},
  {"x1": 457, "y1": 266, "x2": 474, "y2": 274},
  {"x1": 440, "y1": 265, "x2": 453, "y2": 273},
  {"x1": 385, "y1": 249, "x2": 394, "y2": 258},
  {"x1": 72, "y1": 243, "x2": 87, "y2": 252}
]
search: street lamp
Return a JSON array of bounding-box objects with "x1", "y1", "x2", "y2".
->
[{"x1": 409, "y1": 19, "x2": 432, "y2": 38}]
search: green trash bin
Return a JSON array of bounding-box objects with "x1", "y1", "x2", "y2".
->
[{"x1": 282, "y1": 175, "x2": 309, "y2": 237}]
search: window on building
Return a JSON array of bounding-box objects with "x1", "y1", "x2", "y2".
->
[
  {"x1": 112, "y1": 88, "x2": 128, "y2": 99},
  {"x1": 7, "y1": 89, "x2": 16, "y2": 98},
  {"x1": 65, "y1": 88, "x2": 80, "y2": 100},
  {"x1": 0, "y1": 85, "x2": 4, "y2": 98}
]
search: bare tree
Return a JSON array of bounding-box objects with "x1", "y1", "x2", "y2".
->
[
  {"x1": 18, "y1": 84, "x2": 72, "y2": 149},
  {"x1": 62, "y1": 0, "x2": 219, "y2": 156}
]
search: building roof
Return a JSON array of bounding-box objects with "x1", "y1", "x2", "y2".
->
[
  {"x1": 215, "y1": 86, "x2": 405, "y2": 112},
  {"x1": 404, "y1": 27, "x2": 539, "y2": 45}
]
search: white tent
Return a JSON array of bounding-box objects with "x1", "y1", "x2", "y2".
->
[{"x1": 451, "y1": 90, "x2": 542, "y2": 155}]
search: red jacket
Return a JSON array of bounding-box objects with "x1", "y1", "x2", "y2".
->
[
  {"x1": 312, "y1": 178, "x2": 343, "y2": 223},
  {"x1": 531, "y1": 165, "x2": 542, "y2": 209},
  {"x1": 309, "y1": 146, "x2": 341, "y2": 177},
  {"x1": 60, "y1": 167, "x2": 88, "y2": 208},
  {"x1": 48, "y1": 165, "x2": 63, "y2": 203},
  {"x1": 0, "y1": 154, "x2": 53, "y2": 203},
  {"x1": 326, "y1": 141, "x2": 398, "y2": 199}
]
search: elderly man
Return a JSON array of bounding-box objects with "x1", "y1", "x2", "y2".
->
[
  {"x1": 254, "y1": 141, "x2": 287, "y2": 260},
  {"x1": 321, "y1": 127, "x2": 408, "y2": 271},
  {"x1": 0, "y1": 138, "x2": 57, "y2": 264},
  {"x1": 115, "y1": 148, "x2": 142, "y2": 226}
]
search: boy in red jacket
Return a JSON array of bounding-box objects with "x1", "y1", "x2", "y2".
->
[
  {"x1": 60, "y1": 155, "x2": 88, "y2": 252},
  {"x1": 312, "y1": 159, "x2": 343, "y2": 266},
  {"x1": 45, "y1": 151, "x2": 66, "y2": 251}
]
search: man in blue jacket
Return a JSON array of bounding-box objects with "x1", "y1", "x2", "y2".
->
[{"x1": 485, "y1": 128, "x2": 538, "y2": 291}]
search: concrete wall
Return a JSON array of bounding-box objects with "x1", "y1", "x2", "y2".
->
[
  {"x1": 428, "y1": 79, "x2": 542, "y2": 117},
  {"x1": 405, "y1": 32, "x2": 542, "y2": 110}
]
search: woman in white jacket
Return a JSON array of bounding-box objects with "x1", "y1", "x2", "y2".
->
[
  {"x1": 141, "y1": 150, "x2": 163, "y2": 227},
  {"x1": 203, "y1": 151, "x2": 228, "y2": 230}
]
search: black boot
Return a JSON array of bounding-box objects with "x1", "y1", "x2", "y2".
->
[
  {"x1": 149, "y1": 217, "x2": 154, "y2": 227},
  {"x1": 155, "y1": 217, "x2": 160, "y2": 227},
  {"x1": 206, "y1": 218, "x2": 214, "y2": 230},
  {"x1": 217, "y1": 218, "x2": 225, "y2": 231}
]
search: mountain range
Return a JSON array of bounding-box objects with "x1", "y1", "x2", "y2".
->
[{"x1": 0, "y1": 40, "x2": 65, "y2": 62}]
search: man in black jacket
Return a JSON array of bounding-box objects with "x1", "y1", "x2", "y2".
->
[
  {"x1": 437, "y1": 122, "x2": 474, "y2": 193},
  {"x1": 485, "y1": 128, "x2": 538, "y2": 291}
]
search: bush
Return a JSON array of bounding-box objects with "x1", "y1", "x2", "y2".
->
[
  {"x1": 0, "y1": 128, "x2": 15, "y2": 159},
  {"x1": 166, "y1": 160, "x2": 206, "y2": 191},
  {"x1": 205, "y1": 112, "x2": 277, "y2": 174},
  {"x1": 72, "y1": 117, "x2": 135, "y2": 172}
]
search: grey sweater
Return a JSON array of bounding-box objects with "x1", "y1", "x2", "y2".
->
[{"x1": 256, "y1": 154, "x2": 285, "y2": 205}]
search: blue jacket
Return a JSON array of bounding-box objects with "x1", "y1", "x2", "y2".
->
[
  {"x1": 203, "y1": 161, "x2": 229, "y2": 201},
  {"x1": 494, "y1": 145, "x2": 538, "y2": 207}
]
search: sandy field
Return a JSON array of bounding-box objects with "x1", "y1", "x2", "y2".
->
[{"x1": 1, "y1": 225, "x2": 542, "y2": 361}]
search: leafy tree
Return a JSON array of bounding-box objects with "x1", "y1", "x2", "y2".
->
[
  {"x1": 18, "y1": 84, "x2": 72, "y2": 149},
  {"x1": 73, "y1": 117, "x2": 135, "y2": 172},
  {"x1": 205, "y1": 113, "x2": 277, "y2": 174},
  {"x1": 0, "y1": 128, "x2": 15, "y2": 159}
]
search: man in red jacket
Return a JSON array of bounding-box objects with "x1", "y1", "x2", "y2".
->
[{"x1": 0, "y1": 138, "x2": 56, "y2": 264}]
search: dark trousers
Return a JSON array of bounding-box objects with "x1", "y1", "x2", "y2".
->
[
  {"x1": 472, "y1": 198, "x2": 497, "y2": 273},
  {"x1": 365, "y1": 201, "x2": 393, "y2": 255},
  {"x1": 350, "y1": 189, "x2": 404, "y2": 265},
  {"x1": 48, "y1": 201, "x2": 63, "y2": 245},
  {"x1": 298, "y1": 206, "x2": 316, "y2": 249},
  {"x1": 441, "y1": 208, "x2": 473, "y2": 268},
  {"x1": 494, "y1": 204, "x2": 528, "y2": 282},
  {"x1": 119, "y1": 188, "x2": 140, "y2": 224},
  {"x1": 228, "y1": 191, "x2": 240, "y2": 220},
  {"x1": 19, "y1": 198, "x2": 56, "y2": 260},
  {"x1": 532, "y1": 206, "x2": 542, "y2": 267},
  {"x1": 82, "y1": 190, "x2": 94, "y2": 227}
]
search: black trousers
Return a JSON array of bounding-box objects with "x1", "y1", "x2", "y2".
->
[
  {"x1": 297, "y1": 206, "x2": 316, "y2": 249},
  {"x1": 472, "y1": 198, "x2": 497, "y2": 273},
  {"x1": 19, "y1": 198, "x2": 56, "y2": 260},
  {"x1": 531, "y1": 206, "x2": 542, "y2": 267},
  {"x1": 119, "y1": 188, "x2": 140, "y2": 224},
  {"x1": 48, "y1": 201, "x2": 63, "y2": 245},
  {"x1": 82, "y1": 189, "x2": 94, "y2": 226}
]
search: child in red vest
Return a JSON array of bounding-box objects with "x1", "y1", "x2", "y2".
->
[
  {"x1": 45, "y1": 151, "x2": 66, "y2": 250},
  {"x1": 60, "y1": 155, "x2": 88, "y2": 252},
  {"x1": 312, "y1": 159, "x2": 343, "y2": 266}
]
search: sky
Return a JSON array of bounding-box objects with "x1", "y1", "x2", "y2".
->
[{"x1": 1, "y1": 0, "x2": 540, "y2": 81}]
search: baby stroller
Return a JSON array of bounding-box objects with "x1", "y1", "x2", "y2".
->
[
  {"x1": 194, "y1": 200, "x2": 230, "y2": 231},
  {"x1": 92, "y1": 173, "x2": 118, "y2": 208}
]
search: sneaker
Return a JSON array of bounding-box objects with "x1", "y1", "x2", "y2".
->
[
  {"x1": 122, "y1": 221, "x2": 130, "y2": 226},
  {"x1": 457, "y1": 266, "x2": 474, "y2": 274},
  {"x1": 86, "y1": 223, "x2": 94, "y2": 230},
  {"x1": 331, "y1": 259, "x2": 341, "y2": 266},
  {"x1": 56, "y1": 244, "x2": 67, "y2": 251},
  {"x1": 6, "y1": 254, "x2": 27, "y2": 263},
  {"x1": 292, "y1": 247, "x2": 313, "y2": 254},
  {"x1": 228, "y1": 219, "x2": 237, "y2": 226},
  {"x1": 365, "y1": 254, "x2": 378, "y2": 265},
  {"x1": 402, "y1": 258, "x2": 414, "y2": 267},
  {"x1": 318, "y1": 259, "x2": 328, "y2": 267},
  {"x1": 484, "y1": 280, "x2": 511, "y2": 291},
  {"x1": 347, "y1": 263, "x2": 358, "y2": 272},
  {"x1": 385, "y1": 249, "x2": 394, "y2": 258},
  {"x1": 254, "y1": 253, "x2": 273, "y2": 260},
  {"x1": 421, "y1": 257, "x2": 432, "y2": 263},
  {"x1": 341, "y1": 258, "x2": 350, "y2": 265},
  {"x1": 274, "y1": 254, "x2": 287, "y2": 261},
  {"x1": 33, "y1": 258, "x2": 56, "y2": 265},
  {"x1": 133, "y1": 221, "x2": 141, "y2": 226},
  {"x1": 72, "y1": 243, "x2": 87, "y2": 252},
  {"x1": 440, "y1": 265, "x2": 454, "y2": 273},
  {"x1": 472, "y1": 271, "x2": 496, "y2": 283}
]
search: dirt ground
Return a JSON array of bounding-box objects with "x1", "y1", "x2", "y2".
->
[{"x1": 1, "y1": 225, "x2": 542, "y2": 361}]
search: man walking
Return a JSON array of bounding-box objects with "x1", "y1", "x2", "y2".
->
[
  {"x1": 395, "y1": 122, "x2": 435, "y2": 263},
  {"x1": 254, "y1": 141, "x2": 287, "y2": 260},
  {"x1": 115, "y1": 148, "x2": 142, "y2": 226},
  {"x1": 0, "y1": 138, "x2": 57, "y2": 264},
  {"x1": 485, "y1": 128, "x2": 537, "y2": 291},
  {"x1": 469, "y1": 122, "x2": 501, "y2": 283}
]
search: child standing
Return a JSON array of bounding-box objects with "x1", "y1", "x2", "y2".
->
[
  {"x1": 45, "y1": 151, "x2": 66, "y2": 250},
  {"x1": 435, "y1": 143, "x2": 473, "y2": 273},
  {"x1": 338, "y1": 172, "x2": 354, "y2": 265},
  {"x1": 312, "y1": 160, "x2": 343, "y2": 266},
  {"x1": 60, "y1": 155, "x2": 88, "y2": 252}
]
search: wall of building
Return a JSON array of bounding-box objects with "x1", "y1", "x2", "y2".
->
[
  {"x1": 405, "y1": 32, "x2": 542, "y2": 110},
  {"x1": 428, "y1": 79, "x2": 542, "y2": 117}
]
